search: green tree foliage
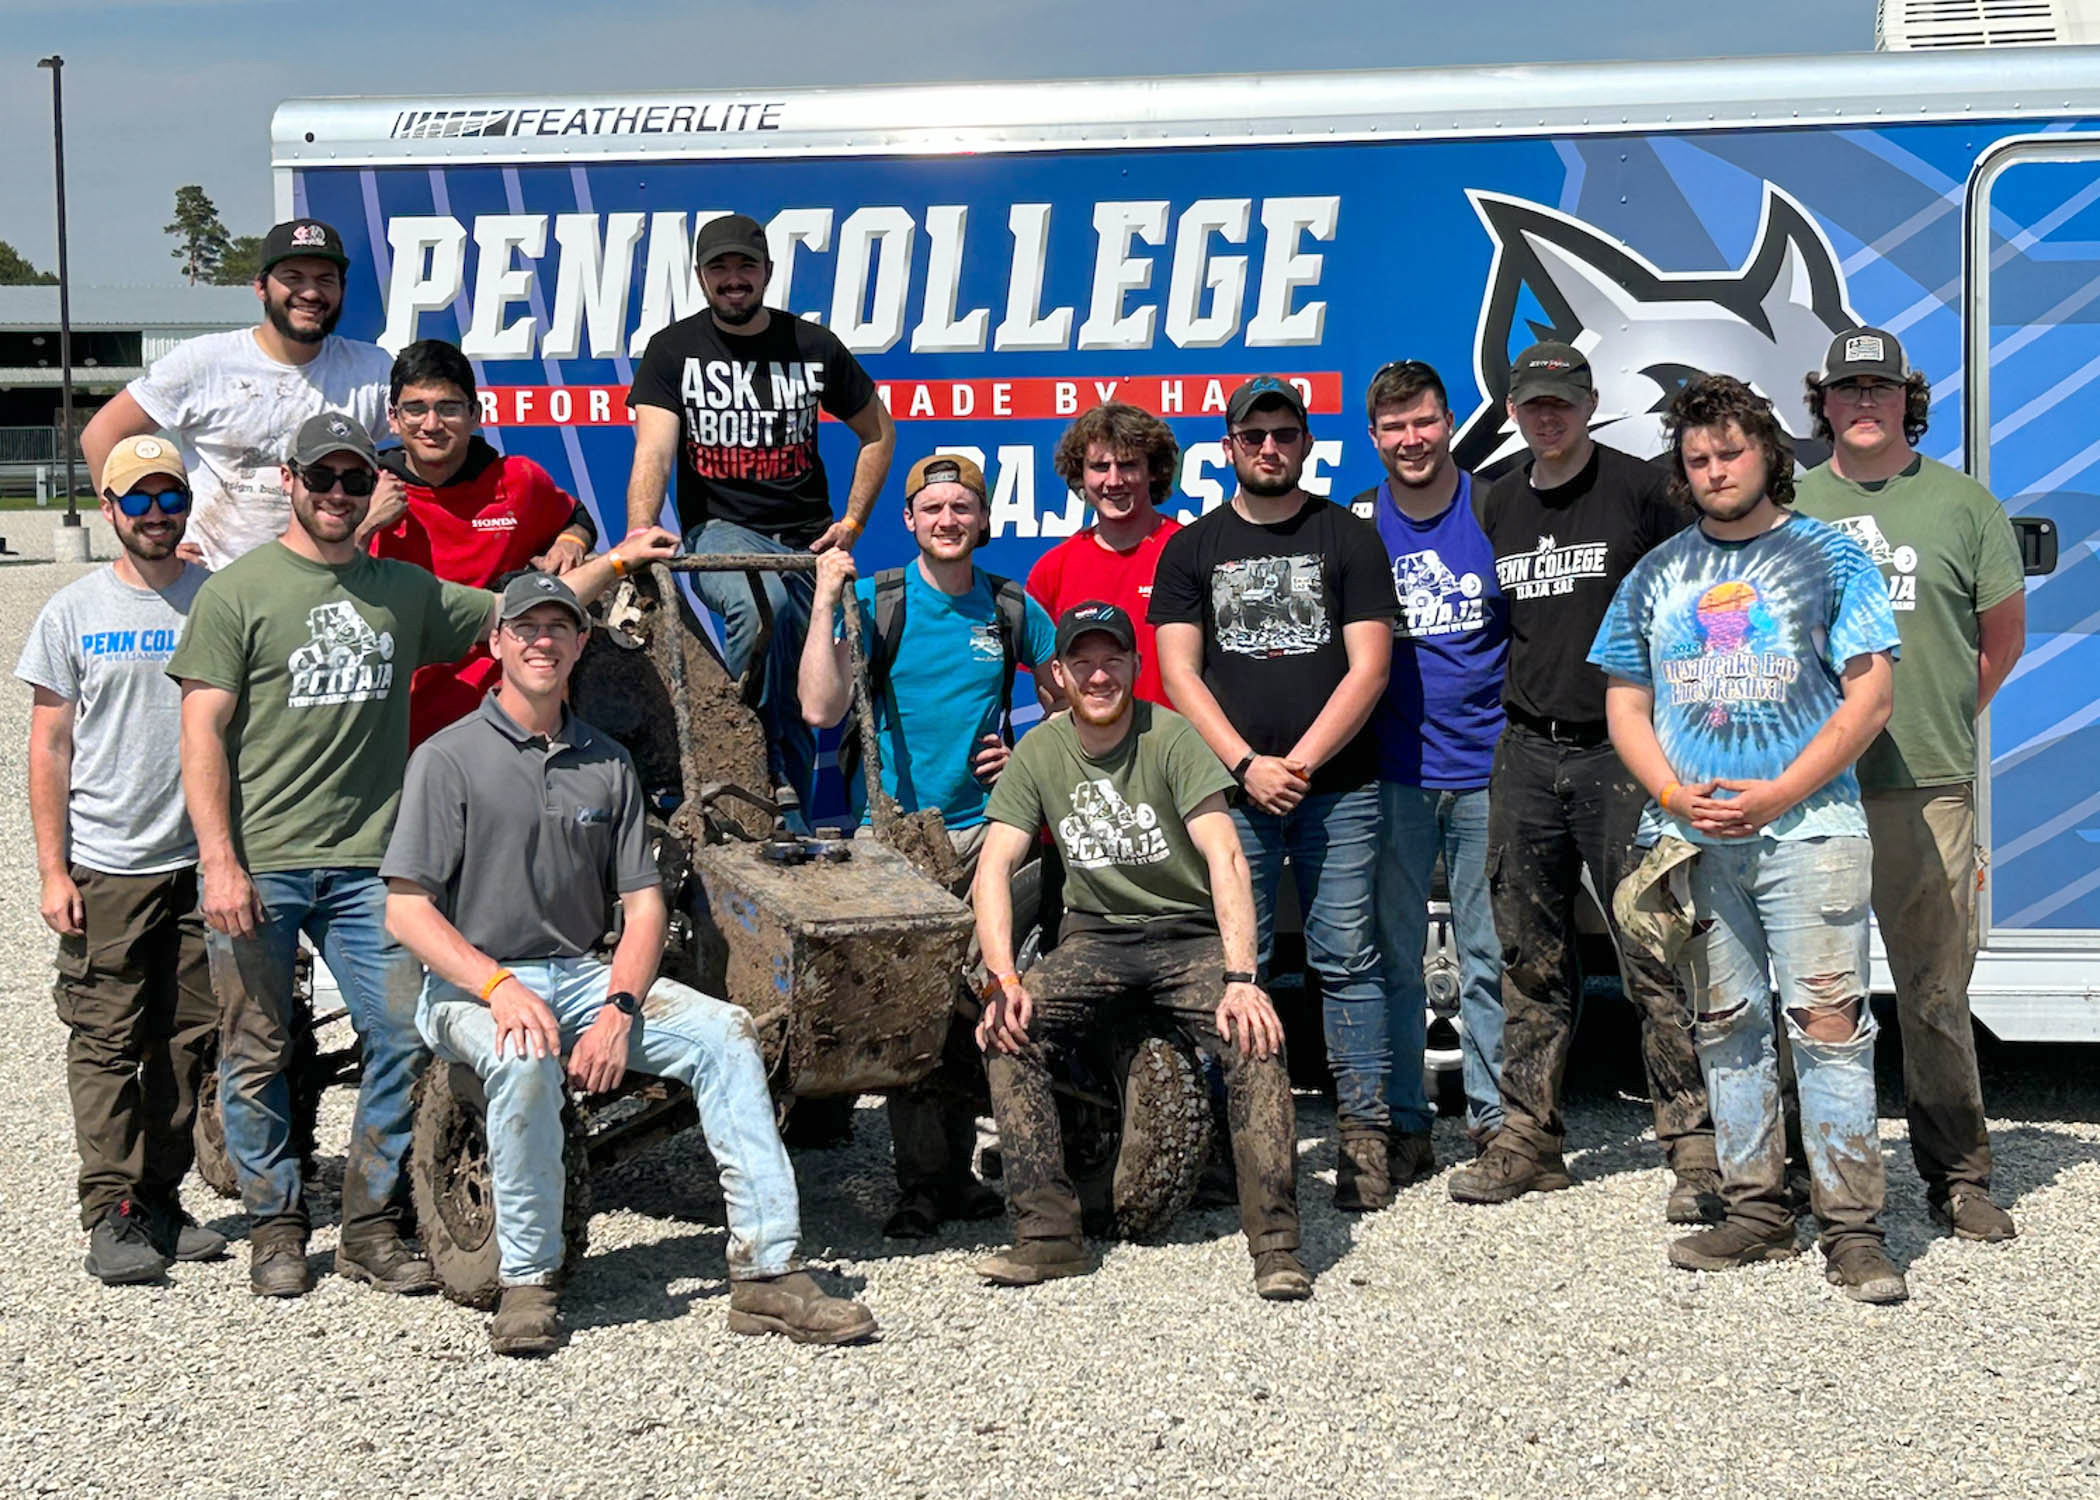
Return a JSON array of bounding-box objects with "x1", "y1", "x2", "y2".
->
[
  {"x1": 165, "y1": 185, "x2": 232, "y2": 285},
  {"x1": 214, "y1": 234, "x2": 265, "y2": 285},
  {"x1": 0, "y1": 239, "x2": 58, "y2": 285}
]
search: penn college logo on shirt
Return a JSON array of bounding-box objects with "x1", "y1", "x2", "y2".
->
[
  {"x1": 1496, "y1": 533, "x2": 1610, "y2": 600},
  {"x1": 1661, "y1": 580, "x2": 1801, "y2": 727},
  {"x1": 1211, "y1": 555, "x2": 1330, "y2": 658},
  {"x1": 1391, "y1": 548, "x2": 1487, "y2": 639},
  {"x1": 1060, "y1": 778, "x2": 1169, "y2": 869},
  {"x1": 678, "y1": 357, "x2": 825, "y2": 483},
  {"x1": 1825, "y1": 515, "x2": 1920, "y2": 610},
  {"x1": 287, "y1": 601, "x2": 396, "y2": 708}
]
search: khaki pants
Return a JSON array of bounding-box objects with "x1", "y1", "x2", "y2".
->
[{"x1": 1864, "y1": 784, "x2": 1994, "y2": 1198}]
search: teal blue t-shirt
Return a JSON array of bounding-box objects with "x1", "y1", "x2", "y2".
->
[
  {"x1": 847, "y1": 564, "x2": 1057, "y2": 829},
  {"x1": 1587, "y1": 512, "x2": 1900, "y2": 845}
]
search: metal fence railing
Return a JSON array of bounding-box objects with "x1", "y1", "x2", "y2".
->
[{"x1": 0, "y1": 427, "x2": 61, "y2": 464}]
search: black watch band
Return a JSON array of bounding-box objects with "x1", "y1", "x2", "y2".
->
[
  {"x1": 1230, "y1": 752, "x2": 1256, "y2": 785},
  {"x1": 1223, "y1": 970, "x2": 1257, "y2": 986},
  {"x1": 606, "y1": 990, "x2": 642, "y2": 1017}
]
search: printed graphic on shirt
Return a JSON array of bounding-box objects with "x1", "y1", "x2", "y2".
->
[
  {"x1": 969, "y1": 621, "x2": 1003, "y2": 661},
  {"x1": 1211, "y1": 554, "x2": 1330, "y2": 658},
  {"x1": 677, "y1": 358, "x2": 825, "y2": 484},
  {"x1": 1658, "y1": 581, "x2": 1802, "y2": 728},
  {"x1": 288, "y1": 601, "x2": 396, "y2": 707},
  {"x1": 77, "y1": 624, "x2": 185, "y2": 661},
  {"x1": 1495, "y1": 533, "x2": 1612, "y2": 599},
  {"x1": 1824, "y1": 514, "x2": 1920, "y2": 610},
  {"x1": 1059, "y1": 778, "x2": 1169, "y2": 869},
  {"x1": 1391, "y1": 548, "x2": 1487, "y2": 639}
]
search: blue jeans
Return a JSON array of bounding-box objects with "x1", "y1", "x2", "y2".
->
[
  {"x1": 418, "y1": 956, "x2": 800, "y2": 1285},
  {"x1": 1680, "y1": 836, "x2": 1886, "y2": 1247},
  {"x1": 1377, "y1": 783, "x2": 1503, "y2": 1136},
  {"x1": 1232, "y1": 783, "x2": 1386, "y2": 1129},
  {"x1": 204, "y1": 868, "x2": 424, "y2": 1238},
  {"x1": 684, "y1": 517, "x2": 818, "y2": 810}
]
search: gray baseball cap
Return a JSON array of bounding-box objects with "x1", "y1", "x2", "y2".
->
[
  {"x1": 288, "y1": 411, "x2": 378, "y2": 469},
  {"x1": 693, "y1": 213, "x2": 769, "y2": 268},
  {"x1": 499, "y1": 571, "x2": 588, "y2": 629},
  {"x1": 1816, "y1": 326, "x2": 1909, "y2": 384}
]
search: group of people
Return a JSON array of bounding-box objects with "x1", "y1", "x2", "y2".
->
[{"x1": 22, "y1": 208, "x2": 2026, "y2": 1357}]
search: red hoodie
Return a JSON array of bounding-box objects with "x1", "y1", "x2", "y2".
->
[{"x1": 369, "y1": 437, "x2": 597, "y2": 746}]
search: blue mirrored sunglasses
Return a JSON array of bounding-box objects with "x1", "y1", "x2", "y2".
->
[{"x1": 109, "y1": 487, "x2": 191, "y2": 518}]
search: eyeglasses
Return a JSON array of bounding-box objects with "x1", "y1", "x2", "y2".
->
[
  {"x1": 394, "y1": 399, "x2": 470, "y2": 421},
  {"x1": 106, "y1": 487, "x2": 191, "y2": 518},
  {"x1": 296, "y1": 464, "x2": 378, "y2": 497},
  {"x1": 1228, "y1": 426, "x2": 1304, "y2": 451},
  {"x1": 1827, "y1": 379, "x2": 1900, "y2": 403},
  {"x1": 501, "y1": 617, "x2": 580, "y2": 644}
]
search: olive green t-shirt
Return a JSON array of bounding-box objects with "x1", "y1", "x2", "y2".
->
[
  {"x1": 1795, "y1": 455, "x2": 2022, "y2": 790},
  {"x1": 167, "y1": 542, "x2": 495, "y2": 872},
  {"x1": 985, "y1": 702, "x2": 1234, "y2": 924}
]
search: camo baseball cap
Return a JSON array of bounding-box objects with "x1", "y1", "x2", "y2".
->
[
  {"x1": 258, "y1": 218, "x2": 350, "y2": 275},
  {"x1": 1054, "y1": 601, "x2": 1137, "y2": 657},
  {"x1": 1508, "y1": 341, "x2": 1594, "y2": 405},
  {"x1": 1611, "y1": 837, "x2": 1703, "y2": 967},
  {"x1": 499, "y1": 571, "x2": 589, "y2": 629},
  {"x1": 289, "y1": 411, "x2": 379, "y2": 469},
  {"x1": 1225, "y1": 375, "x2": 1310, "y2": 427},
  {"x1": 1817, "y1": 326, "x2": 1909, "y2": 384}
]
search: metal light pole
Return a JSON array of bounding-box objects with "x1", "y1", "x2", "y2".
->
[{"x1": 38, "y1": 54, "x2": 81, "y2": 537}]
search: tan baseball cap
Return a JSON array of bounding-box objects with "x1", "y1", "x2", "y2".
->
[
  {"x1": 904, "y1": 451, "x2": 988, "y2": 502},
  {"x1": 100, "y1": 435, "x2": 188, "y2": 497}
]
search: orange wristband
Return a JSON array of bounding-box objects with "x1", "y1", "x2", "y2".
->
[
  {"x1": 480, "y1": 967, "x2": 514, "y2": 1001},
  {"x1": 608, "y1": 552, "x2": 628, "y2": 578},
  {"x1": 1660, "y1": 781, "x2": 1682, "y2": 813},
  {"x1": 980, "y1": 970, "x2": 1019, "y2": 1002}
]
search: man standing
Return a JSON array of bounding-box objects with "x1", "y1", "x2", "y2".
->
[
  {"x1": 626, "y1": 212, "x2": 898, "y2": 814},
  {"x1": 20, "y1": 436, "x2": 225, "y2": 1283},
  {"x1": 1150, "y1": 376, "x2": 1396, "y2": 1209},
  {"x1": 1354, "y1": 360, "x2": 1509, "y2": 1188},
  {"x1": 1593, "y1": 373, "x2": 1906, "y2": 1302},
  {"x1": 1030, "y1": 402, "x2": 1184, "y2": 706},
  {"x1": 82, "y1": 219, "x2": 395, "y2": 570},
  {"x1": 974, "y1": 602, "x2": 1309, "y2": 1300},
  {"x1": 1795, "y1": 326, "x2": 2026, "y2": 1242},
  {"x1": 1447, "y1": 342, "x2": 1718, "y2": 1218},
  {"x1": 798, "y1": 451, "x2": 1056, "y2": 1239},
  {"x1": 170, "y1": 413, "x2": 671, "y2": 1299},
  {"x1": 385, "y1": 572, "x2": 876, "y2": 1355}
]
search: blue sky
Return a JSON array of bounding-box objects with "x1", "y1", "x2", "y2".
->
[{"x1": 4, "y1": 0, "x2": 1874, "y2": 286}]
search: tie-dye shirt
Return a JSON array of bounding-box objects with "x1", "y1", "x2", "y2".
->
[{"x1": 1588, "y1": 512, "x2": 1900, "y2": 845}]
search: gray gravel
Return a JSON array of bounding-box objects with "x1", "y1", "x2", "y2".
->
[{"x1": 2, "y1": 513, "x2": 2098, "y2": 1498}]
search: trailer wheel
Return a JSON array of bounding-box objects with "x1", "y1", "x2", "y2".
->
[{"x1": 409, "y1": 1061, "x2": 592, "y2": 1311}]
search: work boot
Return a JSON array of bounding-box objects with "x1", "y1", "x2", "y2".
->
[
  {"x1": 1824, "y1": 1240, "x2": 1909, "y2": 1304},
  {"x1": 83, "y1": 1200, "x2": 171, "y2": 1286},
  {"x1": 248, "y1": 1227, "x2": 312, "y2": 1299},
  {"x1": 882, "y1": 1178, "x2": 1006, "y2": 1240},
  {"x1": 1252, "y1": 1249, "x2": 1313, "y2": 1302},
  {"x1": 144, "y1": 1198, "x2": 228, "y2": 1263},
  {"x1": 1929, "y1": 1187, "x2": 2018, "y2": 1243},
  {"x1": 1448, "y1": 1142, "x2": 1572, "y2": 1205},
  {"x1": 974, "y1": 1237, "x2": 1098, "y2": 1287},
  {"x1": 489, "y1": 1285, "x2": 565, "y2": 1357},
  {"x1": 1333, "y1": 1130, "x2": 1392, "y2": 1213},
  {"x1": 336, "y1": 1229, "x2": 439, "y2": 1295},
  {"x1": 1388, "y1": 1129, "x2": 1438, "y2": 1189},
  {"x1": 727, "y1": 1270, "x2": 879, "y2": 1344},
  {"x1": 1665, "y1": 1166, "x2": 1726, "y2": 1226},
  {"x1": 1667, "y1": 1217, "x2": 1800, "y2": 1272}
]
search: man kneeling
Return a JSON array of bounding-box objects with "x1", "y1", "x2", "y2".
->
[
  {"x1": 381, "y1": 572, "x2": 876, "y2": 1354},
  {"x1": 973, "y1": 602, "x2": 1310, "y2": 1301}
]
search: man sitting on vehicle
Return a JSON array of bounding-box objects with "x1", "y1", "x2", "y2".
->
[
  {"x1": 972, "y1": 602, "x2": 1310, "y2": 1301},
  {"x1": 383, "y1": 571, "x2": 878, "y2": 1356}
]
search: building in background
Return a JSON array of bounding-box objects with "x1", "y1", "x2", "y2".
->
[{"x1": 1878, "y1": 0, "x2": 2100, "y2": 48}]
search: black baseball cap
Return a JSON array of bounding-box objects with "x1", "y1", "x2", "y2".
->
[
  {"x1": 694, "y1": 213, "x2": 769, "y2": 268},
  {"x1": 1054, "y1": 601, "x2": 1138, "y2": 657},
  {"x1": 1817, "y1": 327, "x2": 1910, "y2": 384},
  {"x1": 259, "y1": 219, "x2": 350, "y2": 276},
  {"x1": 1225, "y1": 375, "x2": 1310, "y2": 428},
  {"x1": 288, "y1": 411, "x2": 378, "y2": 469},
  {"x1": 1508, "y1": 341, "x2": 1593, "y2": 404},
  {"x1": 499, "y1": 571, "x2": 588, "y2": 629}
]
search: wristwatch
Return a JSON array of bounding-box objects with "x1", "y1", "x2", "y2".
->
[
  {"x1": 1223, "y1": 970, "x2": 1258, "y2": 986},
  {"x1": 606, "y1": 990, "x2": 642, "y2": 1018},
  {"x1": 1230, "y1": 752, "x2": 1257, "y2": 785}
]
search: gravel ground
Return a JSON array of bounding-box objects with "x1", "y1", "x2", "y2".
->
[{"x1": 2, "y1": 515, "x2": 2098, "y2": 1498}]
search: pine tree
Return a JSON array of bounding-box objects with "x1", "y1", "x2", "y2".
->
[
  {"x1": 165, "y1": 185, "x2": 232, "y2": 285},
  {"x1": 213, "y1": 234, "x2": 266, "y2": 285},
  {"x1": 0, "y1": 239, "x2": 58, "y2": 285}
]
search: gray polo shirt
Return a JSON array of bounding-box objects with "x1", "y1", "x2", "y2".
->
[{"x1": 381, "y1": 693, "x2": 657, "y2": 961}]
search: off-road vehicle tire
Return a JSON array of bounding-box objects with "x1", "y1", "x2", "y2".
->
[{"x1": 1063, "y1": 1033, "x2": 1212, "y2": 1240}]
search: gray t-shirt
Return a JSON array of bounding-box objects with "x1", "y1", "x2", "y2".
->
[
  {"x1": 380, "y1": 693, "x2": 657, "y2": 961},
  {"x1": 16, "y1": 563, "x2": 208, "y2": 873}
]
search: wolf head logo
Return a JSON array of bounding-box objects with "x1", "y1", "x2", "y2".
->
[{"x1": 1451, "y1": 183, "x2": 1860, "y2": 475}]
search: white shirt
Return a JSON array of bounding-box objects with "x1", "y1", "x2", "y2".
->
[{"x1": 128, "y1": 328, "x2": 393, "y2": 569}]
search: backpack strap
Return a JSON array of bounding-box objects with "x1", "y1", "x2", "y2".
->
[
  {"x1": 985, "y1": 572, "x2": 1028, "y2": 745},
  {"x1": 864, "y1": 566, "x2": 910, "y2": 716}
]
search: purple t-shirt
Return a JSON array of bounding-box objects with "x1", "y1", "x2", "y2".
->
[{"x1": 1360, "y1": 474, "x2": 1509, "y2": 788}]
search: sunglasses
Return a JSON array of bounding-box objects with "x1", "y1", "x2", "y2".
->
[
  {"x1": 107, "y1": 487, "x2": 191, "y2": 518},
  {"x1": 1228, "y1": 426, "x2": 1304, "y2": 451},
  {"x1": 296, "y1": 464, "x2": 378, "y2": 497}
]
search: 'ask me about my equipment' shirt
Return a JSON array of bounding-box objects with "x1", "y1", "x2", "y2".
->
[
  {"x1": 1477, "y1": 443, "x2": 1687, "y2": 725},
  {"x1": 165, "y1": 543, "x2": 495, "y2": 874},
  {"x1": 628, "y1": 310, "x2": 877, "y2": 545}
]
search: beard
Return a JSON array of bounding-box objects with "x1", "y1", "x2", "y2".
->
[
  {"x1": 290, "y1": 487, "x2": 366, "y2": 544},
  {"x1": 707, "y1": 293, "x2": 762, "y2": 326},
  {"x1": 1237, "y1": 465, "x2": 1299, "y2": 499},
  {"x1": 1697, "y1": 486, "x2": 1768, "y2": 523},
  {"x1": 116, "y1": 521, "x2": 180, "y2": 562},
  {"x1": 264, "y1": 293, "x2": 343, "y2": 345},
  {"x1": 1069, "y1": 685, "x2": 1133, "y2": 729}
]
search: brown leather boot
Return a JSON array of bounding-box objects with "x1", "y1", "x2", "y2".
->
[
  {"x1": 727, "y1": 1270, "x2": 879, "y2": 1344},
  {"x1": 1333, "y1": 1130, "x2": 1393, "y2": 1212},
  {"x1": 489, "y1": 1285, "x2": 564, "y2": 1357}
]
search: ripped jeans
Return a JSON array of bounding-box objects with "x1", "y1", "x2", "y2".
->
[{"x1": 1679, "y1": 836, "x2": 1886, "y2": 1248}]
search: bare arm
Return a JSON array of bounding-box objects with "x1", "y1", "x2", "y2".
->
[
  {"x1": 1284, "y1": 618, "x2": 1392, "y2": 774},
  {"x1": 560, "y1": 526, "x2": 679, "y2": 609},
  {"x1": 809, "y1": 395, "x2": 897, "y2": 553},
  {"x1": 625, "y1": 405, "x2": 681, "y2": 533},
  {"x1": 971, "y1": 821, "x2": 1039, "y2": 1054},
  {"x1": 80, "y1": 390, "x2": 157, "y2": 497},
  {"x1": 1157, "y1": 619, "x2": 1305, "y2": 814},
  {"x1": 1605, "y1": 677, "x2": 1733, "y2": 838},
  {"x1": 29, "y1": 691, "x2": 81, "y2": 936},
  {"x1": 179, "y1": 681, "x2": 265, "y2": 936},
  {"x1": 385, "y1": 881, "x2": 562, "y2": 1064},
  {"x1": 1977, "y1": 591, "x2": 2026, "y2": 714},
  {"x1": 1186, "y1": 796, "x2": 1282, "y2": 1060},
  {"x1": 797, "y1": 549, "x2": 858, "y2": 728},
  {"x1": 565, "y1": 883, "x2": 673, "y2": 1095}
]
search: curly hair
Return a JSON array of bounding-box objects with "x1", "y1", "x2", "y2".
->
[
  {"x1": 1051, "y1": 402, "x2": 1180, "y2": 504},
  {"x1": 1664, "y1": 373, "x2": 1796, "y2": 508},
  {"x1": 1804, "y1": 369, "x2": 1931, "y2": 446}
]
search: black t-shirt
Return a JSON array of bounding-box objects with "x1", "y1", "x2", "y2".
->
[
  {"x1": 628, "y1": 311, "x2": 877, "y2": 543},
  {"x1": 1474, "y1": 443, "x2": 1687, "y2": 724},
  {"x1": 1149, "y1": 495, "x2": 1397, "y2": 794}
]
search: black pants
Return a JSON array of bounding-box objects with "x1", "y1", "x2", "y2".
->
[{"x1": 1487, "y1": 727, "x2": 1715, "y2": 1170}]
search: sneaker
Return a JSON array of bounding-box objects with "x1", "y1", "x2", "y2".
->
[
  {"x1": 248, "y1": 1230, "x2": 312, "y2": 1299},
  {"x1": 1667, "y1": 1218, "x2": 1800, "y2": 1272},
  {"x1": 1929, "y1": 1188, "x2": 2018, "y2": 1243},
  {"x1": 144, "y1": 1200, "x2": 228, "y2": 1263},
  {"x1": 489, "y1": 1285, "x2": 565, "y2": 1357},
  {"x1": 1252, "y1": 1249, "x2": 1313, "y2": 1302},
  {"x1": 1665, "y1": 1167, "x2": 1726, "y2": 1226},
  {"x1": 1448, "y1": 1143, "x2": 1572, "y2": 1205},
  {"x1": 727, "y1": 1270, "x2": 879, "y2": 1344},
  {"x1": 1333, "y1": 1131, "x2": 1392, "y2": 1213},
  {"x1": 84, "y1": 1200, "x2": 171, "y2": 1286},
  {"x1": 1388, "y1": 1129, "x2": 1438, "y2": 1189},
  {"x1": 336, "y1": 1231, "x2": 439, "y2": 1295},
  {"x1": 1824, "y1": 1241, "x2": 1909, "y2": 1304},
  {"x1": 975, "y1": 1237, "x2": 1097, "y2": 1287}
]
